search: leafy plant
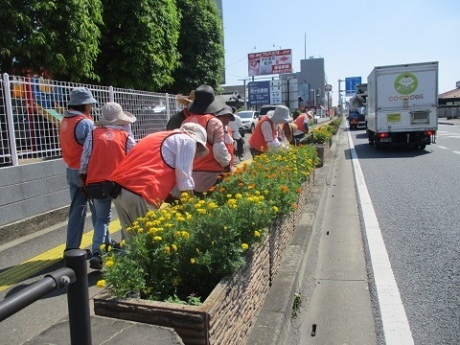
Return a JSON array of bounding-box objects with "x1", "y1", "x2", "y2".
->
[{"x1": 98, "y1": 145, "x2": 317, "y2": 303}]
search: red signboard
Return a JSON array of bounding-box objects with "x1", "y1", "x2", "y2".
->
[{"x1": 248, "y1": 49, "x2": 292, "y2": 77}]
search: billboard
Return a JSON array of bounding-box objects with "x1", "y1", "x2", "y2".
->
[
  {"x1": 248, "y1": 49, "x2": 292, "y2": 77},
  {"x1": 345, "y1": 76, "x2": 362, "y2": 96}
]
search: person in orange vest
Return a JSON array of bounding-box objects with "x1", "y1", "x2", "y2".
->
[
  {"x1": 292, "y1": 110, "x2": 313, "y2": 144},
  {"x1": 248, "y1": 104, "x2": 292, "y2": 157},
  {"x1": 166, "y1": 90, "x2": 195, "y2": 130},
  {"x1": 79, "y1": 102, "x2": 137, "y2": 269},
  {"x1": 215, "y1": 105, "x2": 236, "y2": 167},
  {"x1": 59, "y1": 87, "x2": 97, "y2": 256},
  {"x1": 183, "y1": 85, "x2": 231, "y2": 195},
  {"x1": 105, "y1": 123, "x2": 209, "y2": 238}
]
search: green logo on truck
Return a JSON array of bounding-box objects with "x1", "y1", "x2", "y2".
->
[{"x1": 394, "y1": 73, "x2": 418, "y2": 95}]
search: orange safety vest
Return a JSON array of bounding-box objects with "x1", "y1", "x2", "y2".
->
[
  {"x1": 60, "y1": 114, "x2": 92, "y2": 169},
  {"x1": 86, "y1": 127, "x2": 130, "y2": 184},
  {"x1": 184, "y1": 114, "x2": 226, "y2": 172},
  {"x1": 294, "y1": 114, "x2": 308, "y2": 133},
  {"x1": 249, "y1": 116, "x2": 276, "y2": 152},
  {"x1": 108, "y1": 132, "x2": 181, "y2": 208}
]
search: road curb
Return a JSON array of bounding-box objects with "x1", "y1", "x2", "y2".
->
[{"x1": 247, "y1": 123, "x2": 342, "y2": 345}]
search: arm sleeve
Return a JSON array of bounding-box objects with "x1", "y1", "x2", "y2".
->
[
  {"x1": 208, "y1": 118, "x2": 231, "y2": 167},
  {"x1": 79, "y1": 130, "x2": 93, "y2": 174},
  {"x1": 172, "y1": 136, "x2": 196, "y2": 192}
]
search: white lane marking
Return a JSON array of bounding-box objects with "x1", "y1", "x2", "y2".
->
[
  {"x1": 437, "y1": 146, "x2": 447, "y2": 149},
  {"x1": 453, "y1": 151, "x2": 460, "y2": 155},
  {"x1": 347, "y1": 129, "x2": 414, "y2": 345}
]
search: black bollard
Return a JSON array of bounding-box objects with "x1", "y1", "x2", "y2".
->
[{"x1": 64, "y1": 249, "x2": 92, "y2": 345}]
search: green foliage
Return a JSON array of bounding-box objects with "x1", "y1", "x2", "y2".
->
[
  {"x1": 169, "y1": 0, "x2": 225, "y2": 93},
  {"x1": 0, "y1": 0, "x2": 103, "y2": 82},
  {"x1": 99, "y1": 146, "x2": 318, "y2": 304},
  {"x1": 96, "y1": 0, "x2": 181, "y2": 91},
  {"x1": 292, "y1": 292, "x2": 302, "y2": 318}
]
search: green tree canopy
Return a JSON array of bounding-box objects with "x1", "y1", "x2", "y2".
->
[
  {"x1": 0, "y1": 0, "x2": 102, "y2": 82},
  {"x1": 169, "y1": 0, "x2": 225, "y2": 94},
  {"x1": 95, "y1": 0, "x2": 180, "y2": 91}
]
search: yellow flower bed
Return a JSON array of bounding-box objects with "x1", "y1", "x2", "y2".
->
[{"x1": 99, "y1": 145, "x2": 318, "y2": 304}]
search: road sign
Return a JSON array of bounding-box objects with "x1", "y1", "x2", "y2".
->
[{"x1": 345, "y1": 77, "x2": 362, "y2": 96}]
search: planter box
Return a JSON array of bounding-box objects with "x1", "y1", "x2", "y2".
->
[{"x1": 94, "y1": 176, "x2": 313, "y2": 345}]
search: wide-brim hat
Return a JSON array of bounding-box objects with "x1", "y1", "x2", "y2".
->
[
  {"x1": 179, "y1": 123, "x2": 209, "y2": 158},
  {"x1": 267, "y1": 105, "x2": 292, "y2": 124},
  {"x1": 177, "y1": 90, "x2": 196, "y2": 106},
  {"x1": 283, "y1": 122, "x2": 298, "y2": 143},
  {"x1": 95, "y1": 102, "x2": 136, "y2": 126},
  {"x1": 214, "y1": 105, "x2": 235, "y2": 121},
  {"x1": 189, "y1": 85, "x2": 225, "y2": 115},
  {"x1": 68, "y1": 87, "x2": 97, "y2": 106},
  {"x1": 306, "y1": 110, "x2": 315, "y2": 119}
]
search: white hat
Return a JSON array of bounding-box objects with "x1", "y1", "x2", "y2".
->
[
  {"x1": 179, "y1": 123, "x2": 209, "y2": 158},
  {"x1": 96, "y1": 102, "x2": 136, "y2": 126},
  {"x1": 267, "y1": 105, "x2": 292, "y2": 124}
]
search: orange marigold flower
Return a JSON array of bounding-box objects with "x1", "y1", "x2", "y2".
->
[{"x1": 219, "y1": 187, "x2": 226, "y2": 193}]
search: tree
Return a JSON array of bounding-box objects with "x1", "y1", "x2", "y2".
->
[
  {"x1": 0, "y1": 0, "x2": 103, "y2": 82},
  {"x1": 95, "y1": 0, "x2": 180, "y2": 91},
  {"x1": 168, "y1": 0, "x2": 225, "y2": 94}
]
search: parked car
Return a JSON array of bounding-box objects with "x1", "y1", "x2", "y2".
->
[
  {"x1": 258, "y1": 104, "x2": 277, "y2": 119},
  {"x1": 347, "y1": 111, "x2": 366, "y2": 129},
  {"x1": 237, "y1": 110, "x2": 259, "y2": 133}
]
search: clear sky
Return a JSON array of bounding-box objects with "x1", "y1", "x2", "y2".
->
[{"x1": 221, "y1": 0, "x2": 459, "y2": 104}]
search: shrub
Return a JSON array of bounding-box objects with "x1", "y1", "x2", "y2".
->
[{"x1": 99, "y1": 145, "x2": 317, "y2": 303}]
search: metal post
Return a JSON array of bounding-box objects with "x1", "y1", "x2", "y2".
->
[
  {"x1": 64, "y1": 249, "x2": 92, "y2": 345},
  {"x1": 3, "y1": 73, "x2": 19, "y2": 166}
]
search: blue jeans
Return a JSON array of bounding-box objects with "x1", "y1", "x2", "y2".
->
[
  {"x1": 65, "y1": 168, "x2": 96, "y2": 250},
  {"x1": 92, "y1": 197, "x2": 112, "y2": 255}
]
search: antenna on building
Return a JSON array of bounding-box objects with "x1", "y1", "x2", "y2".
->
[{"x1": 304, "y1": 33, "x2": 307, "y2": 59}]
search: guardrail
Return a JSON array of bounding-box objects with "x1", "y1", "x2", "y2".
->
[{"x1": 0, "y1": 249, "x2": 92, "y2": 345}]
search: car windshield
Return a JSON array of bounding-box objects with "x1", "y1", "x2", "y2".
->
[{"x1": 237, "y1": 111, "x2": 253, "y2": 119}]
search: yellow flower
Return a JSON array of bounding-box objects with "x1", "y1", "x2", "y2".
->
[
  {"x1": 241, "y1": 243, "x2": 249, "y2": 250},
  {"x1": 171, "y1": 244, "x2": 178, "y2": 252},
  {"x1": 153, "y1": 236, "x2": 162, "y2": 242},
  {"x1": 105, "y1": 259, "x2": 114, "y2": 268},
  {"x1": 190, "y1": 258, "x2": 196, "y2": 264},
  {"x1": 181, "y1": 231, "x2": 190, "y2": 239},
  {"x1": 254, "y1": 230, "x2": 261, "y2": 237},
  {"x1": 272, "y1": 206, "x2": 279, "y2": 212},
  {"x1": 96, "y1": 280, "x2": 106, "y2": 288},
  {"x1": 235, "y1": 193, "x2": 242, "y2": 199},
  {"x1": 120, "y1": 240, "x2": 126, "y2": 248},
  {"x1": 164, "y1": 246, "x2": 171, "y2": 254}
]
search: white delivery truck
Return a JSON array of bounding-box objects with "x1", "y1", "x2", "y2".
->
[{"x1": 366, "y1": 61, "x2": 438, "y2": 149}]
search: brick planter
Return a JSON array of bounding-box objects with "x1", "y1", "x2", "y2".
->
[{"x1": 94, "y1": 176, "x2": 313, "y2": 345}]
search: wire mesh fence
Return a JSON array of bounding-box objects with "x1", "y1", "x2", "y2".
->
[{"x1": 0, "y1": 73, "x2": 181, "y2": 167}]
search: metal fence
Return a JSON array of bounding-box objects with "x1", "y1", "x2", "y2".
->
[{"x1": 0, "y1": 73, "x2": 182, "y2": 167}]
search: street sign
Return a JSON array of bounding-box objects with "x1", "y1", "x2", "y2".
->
[
  {"x1": 248, "y1": 81, "x2": 271, "y2": 106},
  {"x1": 345, "y1": 77, "x2": 362, "y2": 96}
]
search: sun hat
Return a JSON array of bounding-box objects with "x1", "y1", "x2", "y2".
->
[
  {"x1": 68, "y1": 87, "x2": 97, "y2": 106},
  {"x1": 179, "y1": 122, "x2": 209, "y2": 158},
  {"x1": 214, "y1": 105, "x2": 235, "y2": 121},
  {"x1": 95, "y1": 102, "x2": 136, "y2": 126},
  {"x1": 267, "y1": 105, "x2": 292, "y2": 124},
  {"x1": 177, "y1": 90, "x2": 196, "y2": 106},
  {"x1": 188, "y1": 85, "x2": 225, "y2": 115},
  {"x1": 306, "y1": 110, "x2": 315, "y2": 119},
  {"x1": 283, "y1": 122, "x2": 298, "y2": 143}
]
